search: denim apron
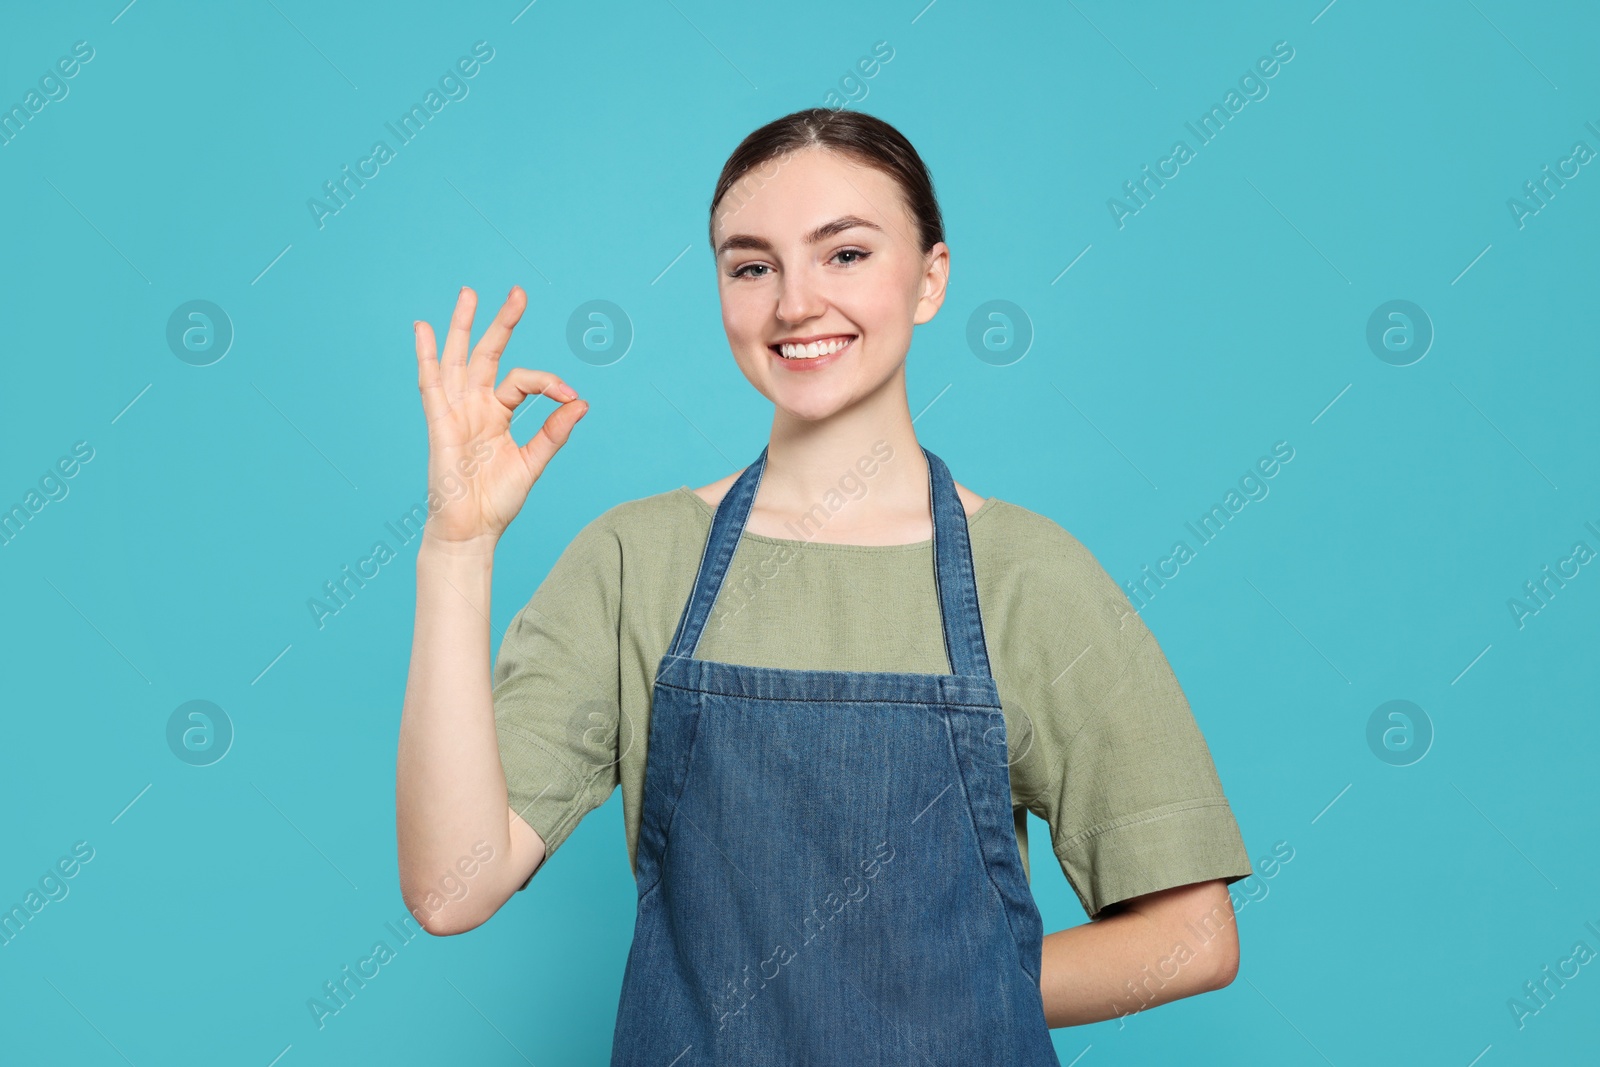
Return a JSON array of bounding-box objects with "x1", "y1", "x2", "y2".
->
[{"x1": 610, "y1": 445, "x2": 1061, "y2": 1066}]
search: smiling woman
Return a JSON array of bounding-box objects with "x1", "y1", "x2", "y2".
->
[
  {"x1": 397, "y1": 106, "x2": 1254, "y2": 1065},
  {"x1": 706, "y1": 116, "x2": 949, "y2": 432}
]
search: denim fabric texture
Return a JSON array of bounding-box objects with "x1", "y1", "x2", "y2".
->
[{"x1": 609, "y1": 446, "x2": 1062, "y2": 1066}]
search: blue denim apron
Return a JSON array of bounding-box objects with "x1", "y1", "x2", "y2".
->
[{"x1": 610, "y1": 445, "x2": 1061, "y2": 1066}]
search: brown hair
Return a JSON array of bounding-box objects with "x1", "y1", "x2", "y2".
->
[{"x1": 707, "y1": 108, "x2": 944, "y2": 256}]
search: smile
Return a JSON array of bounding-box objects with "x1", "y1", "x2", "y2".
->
[{"x1": 769, "y1": 335, "x2": 856, "y2": 361}]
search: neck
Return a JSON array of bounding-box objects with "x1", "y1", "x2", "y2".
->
[{"x1": 758, "y1": 366, "x2": 928, "y2": 537}]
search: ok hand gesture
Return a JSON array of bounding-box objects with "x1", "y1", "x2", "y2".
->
[{"x1": 413, "y1": 285, "x2": 588, "y2": 551}]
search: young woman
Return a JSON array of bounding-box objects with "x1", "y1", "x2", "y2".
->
[{"x1": 397, "y1": 108, "x2": 1254, "y2": 1063}]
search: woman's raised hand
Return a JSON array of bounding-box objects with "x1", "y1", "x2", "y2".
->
[{"x1": 413, "y1": 285, "x2": 588, "y2": 551}]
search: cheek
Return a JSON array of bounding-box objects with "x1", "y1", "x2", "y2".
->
[
  {"x1": 719, "y1": 288, "x2": 763, "y2": 341},
  {"x1": 851, "y1": 264, "x2": 920, "y2": 325},
  {"x1": 841, "y1": 282, "x2": 911, "y2": 348}
]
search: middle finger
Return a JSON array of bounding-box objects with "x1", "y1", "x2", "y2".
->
[
  {"x1": 442, "y1": 286, "x2": 478, "y2": 399},
  {"x1": 467, "y1": 285, "x2": 528, "y2": 391}
]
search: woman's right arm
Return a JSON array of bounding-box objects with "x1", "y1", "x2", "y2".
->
[{"x1": 396, "y1": 285, "x2": 588, "y2": 936}]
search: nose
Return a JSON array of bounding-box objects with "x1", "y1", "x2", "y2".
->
[{"x1": 775, "y1": 262, "x2": 825, "y2": 326}]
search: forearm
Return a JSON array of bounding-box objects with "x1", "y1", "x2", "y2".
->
[
  {"x1": 395, "y1": 535, "x2": 519, "y2": 931},
  {"x1": 1038, "y1": 896, "x2": 1235, "y2": 1028}
]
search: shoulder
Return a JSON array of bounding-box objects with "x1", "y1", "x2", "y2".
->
[
  {"x1": 970, "y1": 499, "x2": 1105, "y2": 577},
  {"x1": 687, "y1": 473, "x2": 739, "y2": 510},
  {"x1": 576, "y1": 486, "x2": 700, "y2": 534},
  {"x1": 552, "y1": 487, "x2": 716, "y2": 569},
  {"x1": 972, "y1": 499, "x2": 1151, "y2": 666},
  {"x1": 510, "y1": 488, "x2": 706, "y2": 624}
]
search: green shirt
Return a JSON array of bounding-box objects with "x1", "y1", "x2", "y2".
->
[{"x1": 492, "y1": 486, "x2": 1253, "y2": 919}]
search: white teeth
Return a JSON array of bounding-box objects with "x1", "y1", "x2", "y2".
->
[{"x1": 776, "y1": 336, "x2": 853, "y2": 359}]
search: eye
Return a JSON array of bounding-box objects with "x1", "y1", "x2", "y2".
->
[
  {"x1": 728, "y1": 262, "x2": 772, "y2": 279},
  {"x1": 832, "y1": 248, "x2": 870, "y2": 266}
]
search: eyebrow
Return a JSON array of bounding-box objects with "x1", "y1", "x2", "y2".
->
[{"x1": 715, "y1": 215, "x2": 883, "y2": 258}]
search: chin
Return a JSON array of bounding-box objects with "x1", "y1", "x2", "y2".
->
[{"x1": 772, "y1": 395, "x2": 850, "y2": 422}]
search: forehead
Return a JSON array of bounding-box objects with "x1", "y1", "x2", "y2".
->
[{"x1": 712, "y1": 147, "x2": 910, "y2": 245}]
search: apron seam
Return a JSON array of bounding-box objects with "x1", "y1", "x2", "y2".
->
[
  {"x1": 941, "y1": 708, "x2": 1040, "y2": 988},
  {"x1": 635, "y1": 690, "x2": 708, "y2": 903},
  {"x1": 653, "y1": 679, "x2": 997, "y2": 708}
]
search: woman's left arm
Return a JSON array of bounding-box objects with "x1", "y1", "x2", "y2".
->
[{"x1": 1039, "y1": 878, "x2": 1239, "y2": 1028}]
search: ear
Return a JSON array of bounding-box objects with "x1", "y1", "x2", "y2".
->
[{"x1": 913, "y1": 242, "x2": 950, "y2": 326}]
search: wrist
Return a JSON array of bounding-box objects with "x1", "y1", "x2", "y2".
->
[{"x1": 418, "y1": 527, "x2": 499, "y2": 564}]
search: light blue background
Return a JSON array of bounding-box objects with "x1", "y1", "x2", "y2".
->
[{"x1": 3, "y1": 1, "x2": 1597, "y2": 1063}]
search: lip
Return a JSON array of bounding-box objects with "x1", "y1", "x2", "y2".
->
[
  {"x1": 768, "y1": 334, "x2": 856, "y2": 371},
  {"x1": 771, "y1": 332, "x2": 856, "y2": 346}
]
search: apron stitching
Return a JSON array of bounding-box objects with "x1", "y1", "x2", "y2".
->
[
  {"x1": 950, "y1": 498, "x2": 994, "y2": 677},
  {"x1": 940, "y1": 707, "x2": 1040, "y2": 988},
  {"x1": 652, "y1": 680, "x2": 997, "y2": 708},
  {"x1": 636, "y1": 693, "x2": 711, "y2": 903},
  {"x1": 926, "y1": 445, "x2": 992, "y2": 680},
  {"x1": 671, "y1": 451, "x2": 767, "y2": 663}
]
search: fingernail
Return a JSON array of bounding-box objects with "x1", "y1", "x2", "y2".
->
[
  {"x1": 558, "y1": 384, "x2": 578, "y2": 399},
  {"x1": 412, "y1": 320, "x2": 421, "y2": 333}
]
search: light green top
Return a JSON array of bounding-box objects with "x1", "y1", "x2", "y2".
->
[{"x1": 492, "y1": 485, "x2": 1253, "y2": 919}]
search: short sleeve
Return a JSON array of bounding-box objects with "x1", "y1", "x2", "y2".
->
[
  {"x1": 491, "y1": 513, "x2": 623, "y2": 890},
  {"x1": 1049, "y1": 620, "x2": 1253, "y2": 920}
]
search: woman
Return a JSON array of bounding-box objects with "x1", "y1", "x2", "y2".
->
[{"x1": 397, "y1": 108, "x2": 1254, "y2": 1063}]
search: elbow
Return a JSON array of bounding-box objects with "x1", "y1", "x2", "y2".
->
[
  {"x1": 1206, "y1": 935, "x2": 1240, "y2": 990},
  {"x1": 418, "y1": 912, "x2": 483, "y2": 937},
  {"x1": 399, "y1": 878, "x2": 489, "y2": 937},
  {"x1": 406, "y1": 896, "x2": 489, "y2": 937}
]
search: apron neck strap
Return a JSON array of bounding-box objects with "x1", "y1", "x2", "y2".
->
[{"x1": 666, "y1": 444, "x2": 993, "y2": 678}]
